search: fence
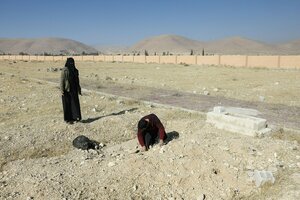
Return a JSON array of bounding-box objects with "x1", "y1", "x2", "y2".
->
[{"x1": 0, "y1": 54, "x2": 300, "y2": 69}]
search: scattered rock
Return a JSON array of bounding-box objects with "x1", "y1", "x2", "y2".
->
[
  {"x1": 133, "y1": 185, "x2": 138, "y2": 191},
  {"x1": 46, "y1": 67, "x2": 59, "y2": 72},
  {"x1": 203, "y1": 91, "x2": 209, "y2": 95},
  {"x1": 249, "y1": 170, "x2": 275, "y2": 187},
  {"x1": 108, "y1": 162, "x2": 115, "y2": 167},
  {"x1": 105, "y1": 76, "x2": 112, "y2": 81},
  {"x1": 259, "y1": 96, "x2": 265, "y2": 102}
]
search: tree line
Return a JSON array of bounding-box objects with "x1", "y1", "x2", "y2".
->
[{"x1": 1, "y1": 49, "x2": 208, "y2": 56}]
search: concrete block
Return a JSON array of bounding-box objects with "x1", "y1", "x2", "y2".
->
[
  {"x1": 213, "y1": 106, "x2": 261, "y2": 116},
  {"x1": 213, "y1": 106, "x2": 226, "y2": 113},
  {"x1": 206, "y1": 106, "x2": 271, "y2": 137},
  {"x1": 225, "y1": 107, "x2": 262, "y2": 116}
]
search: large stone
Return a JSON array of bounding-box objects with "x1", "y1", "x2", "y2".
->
[{"x1": 252, "y1": 170, "x2": 275, "y2": 187}]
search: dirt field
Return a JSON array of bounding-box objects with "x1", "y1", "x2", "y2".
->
[{"x1": 0, "y1": 60, "x2": 299, "y2": 199}]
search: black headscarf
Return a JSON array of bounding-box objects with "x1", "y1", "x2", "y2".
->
[
  {"x1": 64, "y1": 57, "x2": 79, "y2": 86},
  {"x1": 65, "y1": 57, "x2": 75, "y2": 71}
]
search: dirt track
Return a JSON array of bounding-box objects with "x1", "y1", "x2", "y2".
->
[{"x1": 77, "y1": 80, "x2": 300, "y2": 131}]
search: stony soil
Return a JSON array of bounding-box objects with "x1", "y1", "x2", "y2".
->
[{"x1": 0, "y1": 60, "x2": 299, "y2": 200}]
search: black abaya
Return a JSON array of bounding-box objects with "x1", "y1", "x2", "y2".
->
[
  {"x1": 61, "y1": 58, "x2": 82, "y2": 122},
  {"x1": 62, "y1": 91, "x2": 81, "y2": 122}
]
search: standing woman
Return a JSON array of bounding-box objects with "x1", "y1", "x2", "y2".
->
[{"x1": 60, "y1": 57, "x2": 82, "y2": 124}]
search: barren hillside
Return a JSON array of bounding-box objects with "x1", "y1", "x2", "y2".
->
[
  {"x1": 130, "y1": 35, "x2": 205, "y2": 54},
  {"x1": 277, "y1": 39, "x2": 300, "y2": 54},
  {"x1": 129, "y1": 34, "x2": 300, "y2": 55},
  {"x1": 0, "y1": 38, "x2": 98, "y2": 55},
  {"x1": 205, "y1": 36, "x2": 281, "y2": 55}
]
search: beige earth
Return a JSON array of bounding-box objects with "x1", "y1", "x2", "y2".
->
[{"x1": 0, "y1": 60, "x2": 299, "y2": 200}]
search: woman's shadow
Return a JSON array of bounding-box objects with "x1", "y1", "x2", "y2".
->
[{"x1": 81, "y1": 108, "x2": 138, "y2": 123}]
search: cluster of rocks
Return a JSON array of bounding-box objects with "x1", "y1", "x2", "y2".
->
[{"x1": 46, "y1": 67, "x2": 61, "y2": 72}]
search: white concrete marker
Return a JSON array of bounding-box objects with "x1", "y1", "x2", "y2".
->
[{"x1": 207, "y1": 106, "x2": 272, "y2": 137}]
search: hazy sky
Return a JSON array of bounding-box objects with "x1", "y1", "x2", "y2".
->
[{"x1": 1, "y1": 0, "x2": 299, "y2": 46}]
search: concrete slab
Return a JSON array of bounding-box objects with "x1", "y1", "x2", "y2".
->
[
  {"x1": 213, "y1": 106, "x2": 261, "y2": 116},
  {"x1": 207, "y1": 106, "x2": 271, "y2": 137}
]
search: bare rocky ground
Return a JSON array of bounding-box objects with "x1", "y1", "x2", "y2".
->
[{"x1": 0, "y1": 60, "x2": 299, "y2": 200}]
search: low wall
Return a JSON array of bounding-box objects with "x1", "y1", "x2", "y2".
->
[
  {"x1": 197, "y1": 55, "x2": 220, "y2": 65},
  {"x1": 123, "y1": 55, "x2": 134, "y2": 62},
  {"x1": 82, "y1": 55, "x2": 94, "y2": 61},
  {"x1": 0, "y1": 54, "x2": 299, "y2": 69},
  {"x1": 134, "y1": 56, "x2": 146, "y2": 63},
  {"x1": 221, "y1": 55, "x2": 246, "y2": 67},
  {"x1": 160, "y1": 56, "x2": 176, "y2": 64},
  {"x1": 94, "y1": 55, "x2": 105, "y2": 61},
  {"x1": 279, "y1": 56, "x2": 300, "y2": 69},
  {"x1": 114, "y1": 55, "x2": 123, "y2": 62},
  {"x1": 247, "y1": 56, "x2": 279, "y2": 68},
  {"x1": 177, "y1": 56, "x2": 197, "y2": 65},
  {"x1": 146, "y1": 56, "x2": 160, "y2": 63}
]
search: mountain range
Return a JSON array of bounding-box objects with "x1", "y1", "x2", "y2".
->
[
  {"x1": 129, "y1": 35, "x2": 300, "y2": 55},
  {"x1": 0, "y1": 38, "x2": 98, "y2": 55},
  {"x1": 0, "y1": 35, "x2": 299, "y2": 55}
]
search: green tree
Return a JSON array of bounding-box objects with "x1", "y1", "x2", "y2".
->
[
  {"x1": 144, "y1": 50, "x2": 149, "y2": 56},
  {"x1": 190, "y1": 49, "x2": 194, "y2": 55}
]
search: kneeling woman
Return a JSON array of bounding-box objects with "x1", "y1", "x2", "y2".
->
[{"x1": 137, "y1": 113, "x2": 167, "y2": 151}]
